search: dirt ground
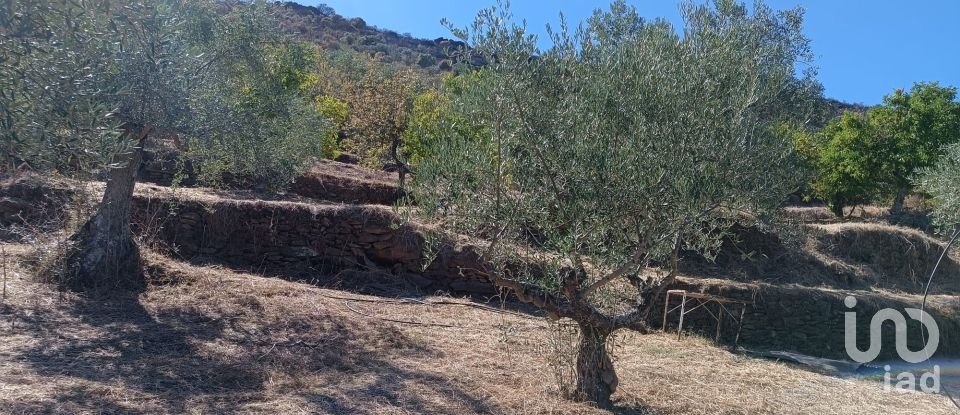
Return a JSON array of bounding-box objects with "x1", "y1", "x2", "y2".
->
[{"x1": 0, "y1": 243, "x2": 955, "y2": 414}]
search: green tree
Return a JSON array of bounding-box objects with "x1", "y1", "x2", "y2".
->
[
  {"x1": 801, "y1": 112, "x2": 883, "y2": 216},
  {"x1": 314, "y1": 95, "x2": 349, "y2": 159},
  {"x1": 415, "y1": 0, "x2": 820, "y2": 407},
  {"x1": 0, "y1": 0, "x2": 330, "y2": 289},
  {"x1": 871, "y1": 83, "x2": 960, "y2": 216},
  {"x1": 0, "y1": 0, "x2": 211, "y2": 289},
  {"x1": 187, "y1": 15, "x2": 328, "y2": 191},
  {"x1": 0, "y1": 0, "x2": 125, "y2": 173},
  {"x1": 309, "y1": 52, "x2": 421, "y2": 182},
  {"x1": 803, "y1": 83, "x2": 960, "y2": 217},
  {"x1": 401, "y1": 72, "x2": 487, "y2": 167},
  {"x1": 416, "y1": 53, "x2": 437, "y2": 68}
]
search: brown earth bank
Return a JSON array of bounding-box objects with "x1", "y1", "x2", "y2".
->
[
  {"x1": 289, "y1": 160, "x2": 405, "y2": 205},
  {"x1": 0, "y1": 244, "x2": 956, "y2": 415},
  {"x1": 138, "y1": 148, "x2": 405, "y2": 206},
  {"x1": 2, "y1": 172, "x2": 960, "y2": 361},
  {"x1": 683, "y1": 222, "x2": 960, "y2": 294},
  {"x1": 649, "y1": 278, "x2": 960, "y2": 360}
]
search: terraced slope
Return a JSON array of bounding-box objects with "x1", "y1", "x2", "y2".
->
[
  {"x1": 3, "y1": 166, "x2": 960, "y2": 361},
  {"x1": 0, "y1": 244, "x2": 954, "y2": 414}
]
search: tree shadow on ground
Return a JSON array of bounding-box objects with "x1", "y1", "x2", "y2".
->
[
  {"x1": 612, "y1": 406, "x2": 660, "y2": 415},
  {"x1": 3, "y1": 287, "x2": 493, "y2": 414}
]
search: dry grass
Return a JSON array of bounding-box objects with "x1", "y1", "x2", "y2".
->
[
  {"x1": 812, "y1": 222, "x2": 960, "y2": 294},
  {"x1": 782, "y1": 204, "x2": 933, "y2": 233},
  {"x1": 304, "y1": 159, "x2": 399, "y2": 187},
  {"x1": 783, "y1": 205, "x2": 891, "y2": 223},
  {"x1": 683, "y1": 219, "x2": 960, "y2": 295},
  {"x1": 0, "y1": 244, "x2": 955, "y2": 414}
]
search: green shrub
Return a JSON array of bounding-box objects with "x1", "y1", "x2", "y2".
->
[
  {"x1": 402, "y1": 73, "x2": 487, "y2": 166},
  {"x1": 416, "y1": 53, "x2": 437, "y2": 68},
  {"x1": 313, "y1": 95, "x2": 348, "y2": 158}
]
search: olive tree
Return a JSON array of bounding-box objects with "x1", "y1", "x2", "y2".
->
[
  {"x1": 1, "y1": 1, "x2": 119, "y2": 173},
  {"x1": 919, "y1": 142, "x2": 960, "y2": 230},
  {"x1": 1, "y1": 0, "x2": 205, "y2": 289},
  {"x1": 0, "y1": 0, "x2": 328, "y2": 289},
  {"x1": 414, "y1": 0, "x2": 820, "y2": 407}
]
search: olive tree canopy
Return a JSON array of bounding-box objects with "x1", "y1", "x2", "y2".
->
[
  {"x1": 919, "y1": 142, "x2": 960, "y2": 231},
  {"x1": 0, "y1": 0, "x2": 329, "y2": 289},
  {"x1": 413, "y1": 0, "x2": 821, "y2": 407}
]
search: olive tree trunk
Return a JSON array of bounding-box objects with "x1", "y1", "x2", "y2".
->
[
  {"x1": 64, "y1": 129, "x2": 149, "y2": 291},
  {"x1": 572, "y1": 323, "x2": 618, "y2": 409},
  {"x1": 889, "y1": 187, "x2": 908, "y2": 220},
  {"x1": 389, "y1": 136, "x2": 410, "y2": 188},
  {"x1": 830, "y1": 201, "x2": 846, "y2": 218}
]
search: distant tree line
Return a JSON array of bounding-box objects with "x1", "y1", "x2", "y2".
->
[{"x1": 791, "y1": 83, "x2": 960, "y2": 224}]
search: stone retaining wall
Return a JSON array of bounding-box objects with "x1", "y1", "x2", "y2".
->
[
  {"x1": 289, "y1": 166, "x2": 404, "y2": 205},
  {"x1": 0, "y1": 175, "x2": 76, "y2": 239},
  {"x1": 131, "y1": 194, "x2": 493, "y2": 294},
  {"x1": 650, "y1": 280, "x2": 960, "y2": 360},
  {"x1": 137, "y1": 192, "x2": 959, "y2": 359}
]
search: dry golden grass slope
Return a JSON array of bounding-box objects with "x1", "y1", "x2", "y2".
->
[{"x1": 0, "y1": 243, "x2": 956, "y2": 415}]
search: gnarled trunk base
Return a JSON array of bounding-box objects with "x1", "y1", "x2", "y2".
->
[
  {"x1": 572, "y1": 323, "x2": 618, "y2": 409},
  {"x1": 64, "y1": 210, "x2": 143, "y2": 291},
  {"x1": 63, "y1": 131, "x2": 148, "y2": 291}
]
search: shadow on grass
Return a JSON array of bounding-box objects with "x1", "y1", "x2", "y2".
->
[
  {"x1": 5, "y1": 288, "x2": 493, "y2": 414},
  {"x1": 612, "y1": 406, "x2": 660, "y2": 415}
]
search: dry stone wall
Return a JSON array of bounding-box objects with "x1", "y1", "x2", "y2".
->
[
  {"x1": 649, "y1": 279, "x2": 960, "y2": 360},
  {"x1": 131, "y1": 194, "x2": 494, "y2": 294},
  {"x1": 0, "y1": 175, "x2": 77, "y2": 239},
  {"x1": 137, "y1": 193, "x2": 959, "y2": 359},
  {"x1": 289, "y1": 168, "x2": 403, "y2": 205}
]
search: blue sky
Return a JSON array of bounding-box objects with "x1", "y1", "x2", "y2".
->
[{"x1": 305, "y1": 1, "x2": 960, "y2": 105}]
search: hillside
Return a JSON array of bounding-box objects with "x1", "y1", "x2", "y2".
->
[
  {"x1": 272, "y1": 2, "x2": 864, "y2": 113},
  {"x1": 0, "y1": 243, "x2": 955, "y2": 414},
  {"x1": 3, "y1": 1, "x2": 956, "y2": 413},
  {"x1": 3, "y1": 160, "x2": 960, "y2": 413},
  {"x1": 274, "y1": 1, "x2": 472, "y2": 73}
]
